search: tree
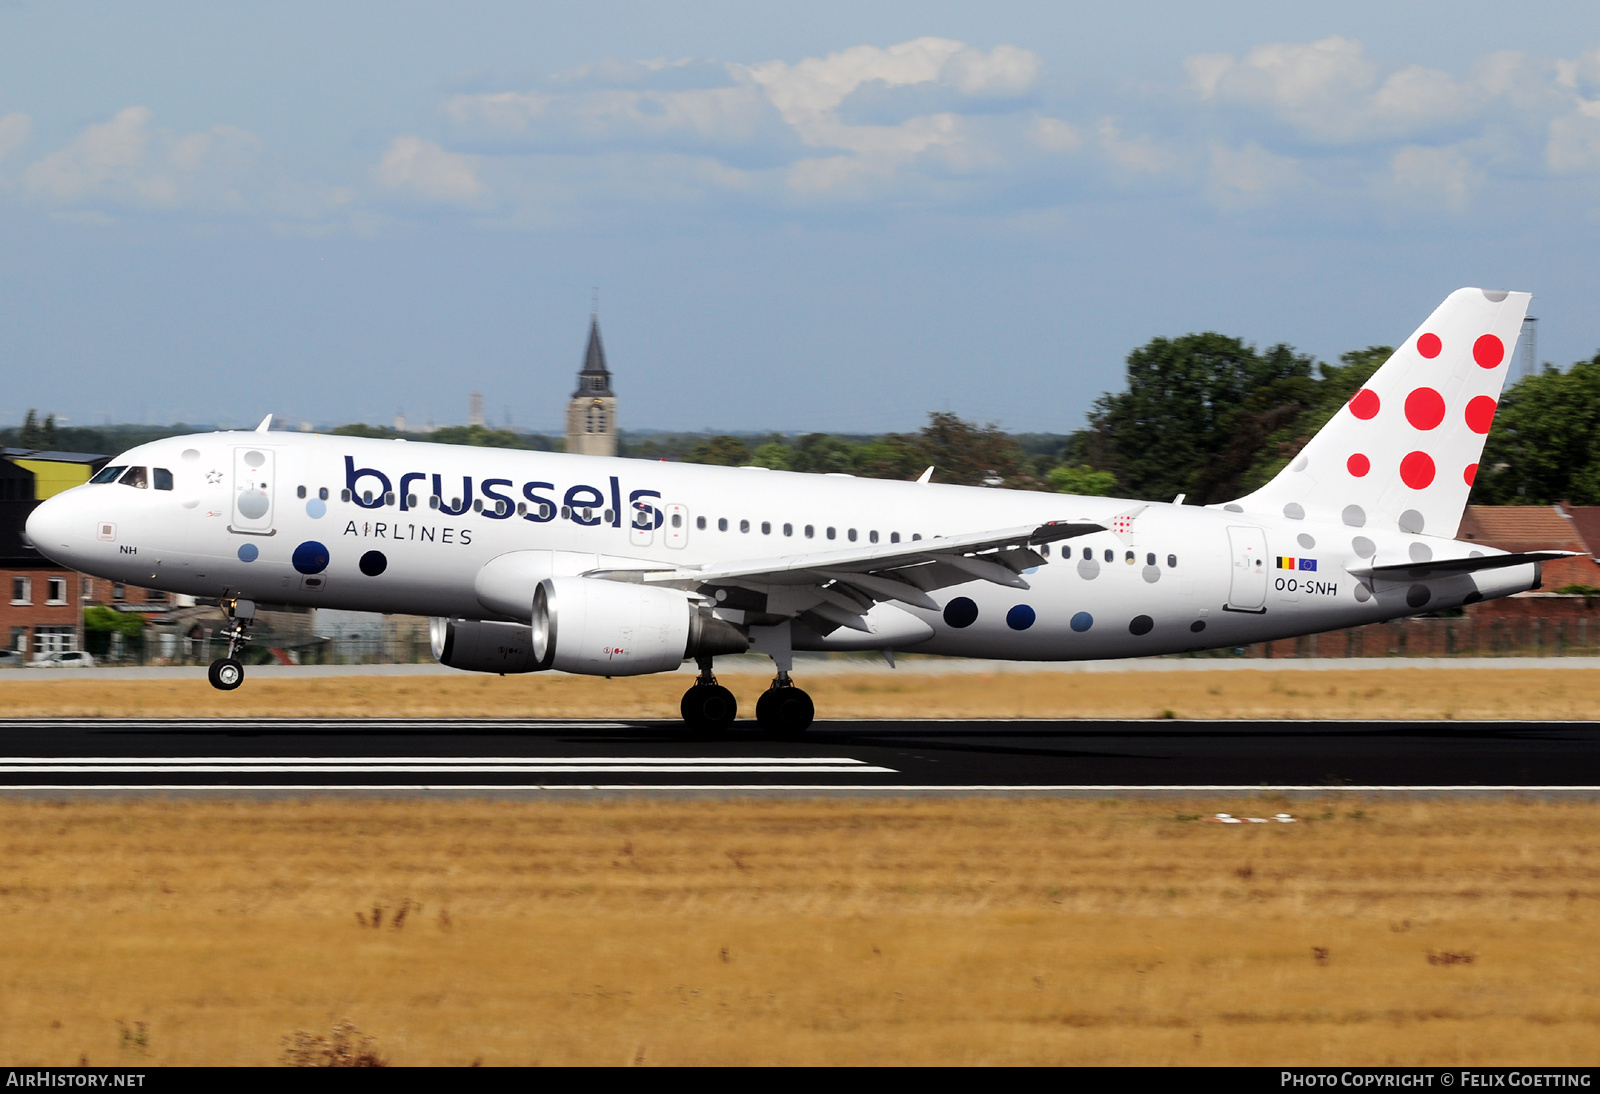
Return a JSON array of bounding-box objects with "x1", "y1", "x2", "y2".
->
[
  {"x1": 1472, "y1": 356, "x2": 1600, "y2": 504},
  {"x1": 1048, "y1": 464, "x2": 1118, "y2": 497},
  {"x1": 1079, "y1": 334, "x2": 1318, "y2": 504},
  {"x1": 916, "y1": 412, "x2": 1031, "y2": 487},
  {"x1": 683, "y1": 435, "x2": 752, "y2": 466},
  {"x1": 19, "y1": 409, "x2": 56, "y2": 449}
]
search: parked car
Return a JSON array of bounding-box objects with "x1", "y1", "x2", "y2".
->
[
  {"x1": 0, "y1": 649, "x2": 24, "y2": 668},
  {"x1": 26, "y1": 650, "x2": 97, "y2": 669}
]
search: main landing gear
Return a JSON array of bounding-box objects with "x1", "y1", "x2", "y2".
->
[
  {"x1": 756, "y1": 671, "x2": 815, "y2": 736},
  {"x1": 207, "y1": 596, "x2": 255, "y2": 692},
  {"x1": 681, "y1": 656, "x2": 738, "y2": 731}
]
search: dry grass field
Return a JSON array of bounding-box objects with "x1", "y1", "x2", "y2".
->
[
  {"x1": 1, "y1": 796, "x2": 1598, "y2": 1066},
  {"x1": 3, "y1": 664, "x2": 1600, "y2": 720}
]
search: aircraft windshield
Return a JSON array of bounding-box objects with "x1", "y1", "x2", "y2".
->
[
  {"x1": 153, "y1": 468, "x2": 173, "y2": 491},
  {"x1": 119, "y1": 466, "x2": 148, "y2": 489},
  {"x1": 90, "y1": 465, "x2": 126, "y2": 484}
]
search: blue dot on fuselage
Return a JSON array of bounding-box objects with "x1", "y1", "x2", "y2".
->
[
  {"x1": 1006, "y1": 604, "x2": 1036, "y2": 630},
  {"x1": 237, "y1": 543, "x2": 258, "y2": 563},
  {"x1": 943, "y1": 597, "x2": 979, "y2": 628},
  {"x1": 291, "y1": 540, "x2": 330, "y2": 575},
  {"x1": 1070, "y1": 611, "x2": 1093, "y2": 632},
  {"x1": 306, "y1": 498, "x2": 326, "y2": 519}
]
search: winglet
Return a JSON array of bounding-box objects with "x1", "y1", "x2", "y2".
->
[
  {"x1": 255, "y1": 414, "x2": 273, "y2": 433},
  {"x1": 915, "y1": 466, "x2": 933, "y2": 484}
]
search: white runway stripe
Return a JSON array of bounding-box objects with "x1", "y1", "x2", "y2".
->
[{"x1": 3, "y1": 784, "x2": 1599, "y2": 793}]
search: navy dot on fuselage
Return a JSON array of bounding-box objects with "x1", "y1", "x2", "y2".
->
[
  {"x1": 359, "y1": 550, "x2": 388, "y2": 577},
  {"x1": 237, "y1": 543, "x2": 258, "y2": 563},
  {"x1": 291, "y1": 540, "x2": 330, "y2": 575},
  {"x1": 1129, "y1": 615, "x2": 1154, "y2": 636},
  {"x1": 943, "y1": 597, "x2": 979, "y2": 628},
  {"x1": 1070, "y1": 611, "x2": 1093, "y2": 632},
  {"x1": 1006, "y1": 604, "x2": 1035, "y2": 631}
]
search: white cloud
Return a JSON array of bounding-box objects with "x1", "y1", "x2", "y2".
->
[
  {"x1": 0, "y1": 112, "x2": 31, "y2": 163},
  {"x1": 1188, "y1": 36, "x2": 1482, "y2": 143},
  {"x1": 374, "y1": 136, "x2": 486, "y2": 204},
  {"x1": 1548, "y1": 99, "x2": 1600, "y2": 173},
  {"x1": 1208, "y1": 141, "x2": 1302, "y2": 199},
  {"x1": 21, "y1": 107, "x2": 265, "y2": 211},
  {"x1": 1028, "y1": 117, "x2": 1082, "y2": 153}
]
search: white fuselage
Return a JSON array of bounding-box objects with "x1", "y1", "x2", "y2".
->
[{"x1": 25, "y1": 430, "x2": 1537, "y2": 662}]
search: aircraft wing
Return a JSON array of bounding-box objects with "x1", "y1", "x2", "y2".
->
[
  {"x1": 589, "y1": 519, "x2": 1104, "y2": 632},
  {"x1": 1349, "y1": 550, "x2": 1581, "y2": 579}
]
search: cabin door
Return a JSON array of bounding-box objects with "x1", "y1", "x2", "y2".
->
[
  {"x1": 230, "y1": 447, "x2": 276, "y2": 535},
  {"x1": 1226, "y1": 526, "x2": 1267, "y2": 611}
]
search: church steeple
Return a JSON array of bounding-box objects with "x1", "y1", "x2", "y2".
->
[
  {"x1": 574, "y1": 315, "x2": 614, "y2": 398},
  {"x1": 564, "y1": 310, "x2": 618, "y2": 456}
]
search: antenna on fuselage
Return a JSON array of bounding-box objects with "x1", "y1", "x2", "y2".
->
[{"x1": 254, "y1": 414, "x2": 273, "y2": 433}]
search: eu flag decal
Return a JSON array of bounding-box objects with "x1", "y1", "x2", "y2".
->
[{"x1": 1298, "y1": 558, "x2": 1318, "y2": 571}]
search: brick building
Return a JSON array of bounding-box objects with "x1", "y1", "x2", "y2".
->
[{"x1": 0, "y1": 451, "x2": 107, "y2": 657}]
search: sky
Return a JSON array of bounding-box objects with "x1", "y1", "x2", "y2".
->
[{"x1": 3, "y1": 1, "x2": 1600, "y2": 436}]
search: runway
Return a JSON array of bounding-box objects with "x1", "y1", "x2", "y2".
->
[{"x1": 2, "y1": 717, "x2": 1599, "y2": 791}]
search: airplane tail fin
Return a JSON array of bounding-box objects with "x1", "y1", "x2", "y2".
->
[{"x1": 1226, "y1": 287, "x2": 1530, "y2": 538}]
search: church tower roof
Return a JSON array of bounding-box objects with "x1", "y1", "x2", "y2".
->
[{"x1": 574, "y1": 315, "x2": 614, "y2": 398}]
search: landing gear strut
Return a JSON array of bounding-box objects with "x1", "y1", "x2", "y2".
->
[
  {"x1": 680, "y1": 655, "x2": 738, "y2": 731},
  {"x1": 208, "y1": 596, "x2": 255, "y2": 692},
  {"x1": 749, "y1": 620, "x2": 814, "y2": 735}
]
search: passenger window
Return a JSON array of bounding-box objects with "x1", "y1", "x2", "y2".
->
[
  {"x1": 296, "y1": 485, "x2": 307, "y2": 499},
  {"x1": 804, "y1": 525, "x2": 814, "y2": 538},
  {"x1": 826, "y1": 527, "x2": 836, "y2": 540},
  {"x1": 341, "y1": 489, "x2": 352, "y2": 502},
  {"x1": 153, "y1": 468, "x2": 173, "y2": 491},
  {"x1": 1168, "y1": 554, "x2": 1178, "y2": 568},
  {"x1": 1125, "y1": 550, "x2": 1135, "y2": 564},
  {"x1": 848, "y1": 529, "x2": 858, "y2": 542},
  {"x1": 119, "y1": 466, "x2": 148, "y2": 489},
  {"x1": 407, "y1": 494, "x2": 418, "y2": 508},
  {"x1": 363, "y1": 490, "x2": 373, "y2": 504},
  {"x1": 696, "y1": 516, "x2": 706, "y2": 530},
  {"x1": 386, "y1": 492, "x2": 397, "y2": 507},
  {"x1": 673, "y1": 513, "x2": 683, "y2": 528},
  {"x1": 603, "y1": 508, "x2": 613, "y2": 523},
  {"x1": 91, "y1": 465, "x2": 126, "y2": 484},
  {"x1": 561, "y1": 506, "x2": 571, "y2": 519},
  {"x1": 912, "y1": 534, "x2": 922, "y2": 541},
  {"x1": 761, "y1": 521, "x2": 771, "y2": 535},
  {"x1": 740, "y1": 519, "x2": 750, "y2": 533},
  {"x1": 1104, "y1": 549, "x2": 1113, "y2": 562},
  {"x1": 890, "y1": 532, "x2": 900, "y2": 543},
  {"x1": 429, "y1": 495, "x2": 441, "y2": 509},
  {"x1": 869, "y1": 530, "x2": 878, "y2": 543},
  {"x1": 1041, "y1": 544, "x2": 1050, "y2": 557},
  {"x1": 319, "y1": 487, "x2": 329, "y2": 501},
  {"x1": 516, "y1": 502, "x2": 527, "y2": 517},
  {"x1": 718, "y1": 518, "x2": 729, "y2": 532},
  {"x1": 1146, "y1": 552, "x2": 1155, "y2": 566},
  {"x1": 783, "y1": 523, "x2": 793, "y2": 536}
]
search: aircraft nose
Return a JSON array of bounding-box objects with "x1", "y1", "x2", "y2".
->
[{"x1": 24, "y1": 493, "x2": 89, "y2": 568}]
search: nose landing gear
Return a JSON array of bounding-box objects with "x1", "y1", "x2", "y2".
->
[{"x1": 207, "y1": 596, "x2": 255, "y2": 692}]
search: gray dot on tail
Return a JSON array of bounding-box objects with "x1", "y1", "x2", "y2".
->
[
  {"x1": 1342, "y1": 505, "x2": 1365, "y2": 527},
  {"x1": 1142, "y1": 565, "x2": 1161, "y2": 584},
  {"x1": 1297, "y1": 533, "x2": 1316, "y2": 550},
  {"x1": 1470, "y1": 550, "x2": 1483, "y2": 558},
  {"x1": 1292, "y1": 455, "x2": 1308, "y2": 473},
  {"x1": 1283, "y1": 502, "x2": 1305, "y2": 520},
  {"x1": 1224, "y1": 503, "x2": 1244, "y2": 513},
  {"x1": 1354, "y1": 582, "x2": 1373, "y2": 603},
  {"x1": 1353, "y1": 536, "x2": 1376, "y2": 558},
  {"x1": 1481, "y1": 289, "x2": 1509, "y2": 302},
  {"x1": 1399, "y1": 509, "x2": 1426, "y2": 534},
  {"x1": 1409, "y1": 542, "x2": 1433, "y2": 563},
  {"x1": 1406, "y1": 584, "x2": 1432, "y2": 608}
]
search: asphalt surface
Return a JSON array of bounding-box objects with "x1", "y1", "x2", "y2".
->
[{"x1": 1, "y1": 717, "x2": 1598, "y2": 790}]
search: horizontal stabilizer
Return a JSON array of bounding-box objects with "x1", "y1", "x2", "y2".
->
[{"x1": 1351, "y1": 551, "x2": 1579, "y2": 579}]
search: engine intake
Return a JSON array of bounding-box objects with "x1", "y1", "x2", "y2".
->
[{"x1": 531, "y1": 577, "x2": 747, "y2": 676}]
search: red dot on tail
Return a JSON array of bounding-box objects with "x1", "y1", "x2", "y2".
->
[
  {"x1": 1473, "y1": 334, "x2": 1504, "y2": 368},
  {"x1": 1400, "y1": 451, "x2": 1435, "y2": 489},
  {"x1": 1347, "y1": 453, "x2": 1370, "y2": 477},
  {"x1": 1417, "y1": 333, "x2": 1442, "y2": 358},
  {"x1": 1464, "y1": 395, "x2": 1497, "y2": 434},
  {"x1": 1404, "y1": 387, "x2": 1445, "y2": 430},
  {"x1": 1464, "y1": 462, "x2": 1478, "y2": 486},
  {"x1": 1349, "y1": 388, "x2": 1380, "y2": 420}
]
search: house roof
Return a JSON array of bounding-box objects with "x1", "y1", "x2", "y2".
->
[
  {"x1": 1567, "y1": 507, "x2": 1600, "y2": 559},
  {"x1": 1458, "y1": 505, "x2": 1586, "y2": 553}
]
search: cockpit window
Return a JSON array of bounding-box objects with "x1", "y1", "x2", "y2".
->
[
  {"x1": 153, "y1": 468, "x2": 173, "y2": 491},
  {"x1": 119, "y1": 466, "x2": 148, "y2": 489},
  {"x1": 91, "y1": 465, "x2": 126, "y2": 484}
]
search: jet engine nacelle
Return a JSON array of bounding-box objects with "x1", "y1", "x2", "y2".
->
[
  {"x1": 429, "y1": 616, "x2": 544, "y2": 674},
  {"x1": 531, "y1": 576, "x2": 747, "y2": 676}
]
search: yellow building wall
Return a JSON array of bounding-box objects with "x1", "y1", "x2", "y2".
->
[{"x1": 14, "y1": 459, "x2": 94, "y2": 500}]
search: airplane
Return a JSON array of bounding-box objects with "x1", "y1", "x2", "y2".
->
[{"x1": 24, "y1": 287, "x2": 1573, "y2": 734}]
